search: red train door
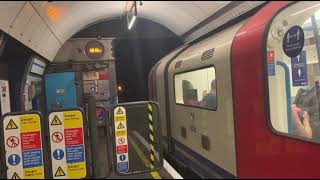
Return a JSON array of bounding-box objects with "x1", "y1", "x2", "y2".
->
[{"x1": 232, "y1": 1, "x2": 320, "y2": 178}]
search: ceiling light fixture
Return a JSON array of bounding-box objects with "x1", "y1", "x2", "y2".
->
[{"x1": 127, "y1": 1, "x2": 138, "y2": 30}]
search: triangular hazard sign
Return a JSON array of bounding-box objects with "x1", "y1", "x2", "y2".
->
[
  {"x1": 55, "y1": 167, "x2": 66, "y2": 177},
  {"x1": 6, "y1": 120, "x2": 18, "y2": 130},
  {"x1": 117, "y1": 122, "x2": 125, "y2": 129},
  {"x1": 11, "y1": 172, "x2": 20, "y2": 179},
  {"x1": 116, "y1": 108, "x2": 124, "y2": 115},
  {"x1": 51, "y1": 115, "x2": 62, "y2": 126}
]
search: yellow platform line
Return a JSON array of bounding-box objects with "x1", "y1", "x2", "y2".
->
[{"x1": 128, "y1": 136, "x2": 161, "y2": 179}]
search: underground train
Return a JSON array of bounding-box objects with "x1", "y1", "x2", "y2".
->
[{"x1": 149, "y1": 1, "x2": 320, "y2": 178}]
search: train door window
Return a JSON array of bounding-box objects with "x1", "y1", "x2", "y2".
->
[
  {"x1": 174, "y1": 66, "x2": 217, "y2": 110},
  {"x1": 266, "y1": 1, "x2": 320, "y2": 143}
]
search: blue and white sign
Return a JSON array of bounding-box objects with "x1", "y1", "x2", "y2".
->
[
  {"x1": 267, "y1": 63, "x2": 275, "y2": 76},
  {"x1": 53, "y1": 149, "x2": 65, "y2": 160},
  {"x1": 119, "y1": 154, "x2": 126, "y2": 161},
  {"x1": 283, "y1": 26, "x2": 304, "y2": 58},
  {"x1": 22, "y1": 150, "x2": 43, "y2": 169},
  {"x1": 291, "y1": 50, "x2": 308, "y2": 86},
  {"x1": 91, "y1": 87, "x2": 96, "y2": 92},
  {"x1": 8, "y1": 154, "x2": 21, "y2": 166},
  {"x1": 117, "y1": 162, "x2": 129, "y2": 173},
  {"x1": 66, "y1": 145, "x2": 85, "y2": 163}
]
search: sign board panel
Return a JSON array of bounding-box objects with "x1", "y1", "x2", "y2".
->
[
  {"x1": 267, "y1": 51, "x2": 275, "y2": 76},
  {"x1": 111, "y1": 101, "x2": 164, "y2": 176},
  {"x1": 113, "y1": 107, "x2": 129, "y2": 173},
  {"x1": 48, "y1": 109, "x2": 86, "y2": 179},
  {"x1": 291, "y1": 50, "x2": 308, "y2": 86},
  {"x1": 0, "y1": 80, "x2": 11, "y2": 115},
  {"x1": 282, "y1": 25, "x2": 304, "y2": 58},
  {"x1": 2, "y1": 112, "x2": 45, "y2": 179}
]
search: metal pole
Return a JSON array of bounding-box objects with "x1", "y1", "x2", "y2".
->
[
  {"x1": 311, "y1": 15, "x2": 320, "y2": 65},
  {"x1": 88, "y1": 95, "x2": 100, "y2": 178}
]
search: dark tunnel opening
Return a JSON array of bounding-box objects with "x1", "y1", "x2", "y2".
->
[{"x1": 73, "y1": 18, "x2": 183, "y2": 102}]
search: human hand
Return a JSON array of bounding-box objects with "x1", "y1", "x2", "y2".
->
[{"x1": 291, "y1": 104, "x2": 312, "y2": 139}]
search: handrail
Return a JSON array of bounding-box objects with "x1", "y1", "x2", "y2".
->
[{"x1": 276, "y1": 61, "x2": 292, "y2": 133}]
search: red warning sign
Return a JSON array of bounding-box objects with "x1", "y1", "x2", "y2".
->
[
  {"x1": 6, "y1": 136, "x2": 19, "y2": 148},
  {"x1": 116, "y1": 145, "x2": 128, "y2": 154},
  {"x1": 267, "y1": 50, "x2": 275, "y2": 63},
  {"x1": 65, "y1": 128, "x2": 83, "y2": 146},
  {"x1": 51, "y1": 132, "x2": 63, "y2": 143},
  {"x1": 21, "y1": 132, "x2": 41, "y2": 151}
]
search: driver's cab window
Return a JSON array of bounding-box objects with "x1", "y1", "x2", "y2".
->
[{"x1": 267, "y1": 1, "x2": 320, "y2": 142}]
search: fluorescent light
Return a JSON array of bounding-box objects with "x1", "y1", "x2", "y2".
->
[{"x1": 128, "y1": 15, "x2": 136, "y2": 30}]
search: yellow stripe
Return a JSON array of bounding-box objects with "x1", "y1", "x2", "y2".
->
[
  {"x1": 151, "y1": 154, "x2": 155, "y2": 161},
  {"x1": 149, "y1": 114, "x2": 153, "y2": 121},
  {"x1": 151, "y1": 171, "x2": 161, "y2": 179},
  {"x1": 149, "y1": 124, "x2": 154, "y2": 132},
  {"x1": 128, "y1": 136, "x2": 161, "y2": 179},
  {"x1": 150, "y1": 144, "x2": 155, "y2": 152},
  {"x1": 150, "y1": 134, "x2": 154, "y2": 142},
  {"x1": 148, "y1": 103, "x2": 153, "y2": 111}
]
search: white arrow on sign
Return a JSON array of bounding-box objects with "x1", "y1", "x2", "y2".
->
[
  {"x1": 298, "y1": 68, "x2": 302, "y2": 77},
  {"x1": 287, "y1": 33, "x2": 291, "y2": 43}
]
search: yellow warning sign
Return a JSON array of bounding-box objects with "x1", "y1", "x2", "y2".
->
[
  {"x1": 116, "y1": 130, "x2": 126, "y2": 137},
  {"x1": 6, "y1": 119, "x2": 18, "y2": 130},
  {"x1": 51, "y1": 115, "x2": 62, "y2": 126},
  {"x1": 24, "y1": 166, "x2": 44, "y2": 179},
  {"x1": 11, "y1": 172, "x2": 20, "y2": 179},
  {"x1": 20, "y1": 114, "x2": 41, "y2": 133},
  {"x1": 55, "y1": 167, "x2": 66, "y2": 177},
  {"x1": 64, "y1": 111, "x2": 83, "y2": 129},
  {"x1": 117, "y1": 122, "x2": 125, "y2": 129},
  {"x1": 67, "y1": 162, "x2": 86, "y2": 179},
  {"x1": 115, "y1": 116, "x2": 125, "y2": 122},
  {"x1": 116, "y1": 108, "x2": 124, "y2": 115}
]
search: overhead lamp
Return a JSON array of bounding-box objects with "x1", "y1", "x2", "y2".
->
[
  {"x1": 127, "y1": 1, "x2": 138, "y2": 30},
  {"x1": 128, "y1": 16, "x2": 136, "y2": 30}
]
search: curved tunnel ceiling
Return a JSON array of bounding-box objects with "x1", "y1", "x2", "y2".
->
[
  {"x1": 0, "y1": 1, "x2": 233, "y2": 61},
  {"x1": 33, "y1": 1, "x2": 231, "y2": 42}
]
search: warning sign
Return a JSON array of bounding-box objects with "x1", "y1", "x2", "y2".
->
[
  {"x1": 7, "y1": 136, "x2": 19, "y2": 148},
  {"x1": 118, "y1": 137, "x2": 126, "y2": 144},
  {"x1": 114, "y1": 106, "x2": 129, "y2": 173},
  {"x1": 116, "y1": 108, "x2": 124, "y2": 115},
  {"x1": 3, "y1": 113, "x2": 45, "y2": 179},
  {"x1": 11, "y1": 172, "x2": 20, "y2": 179},
  {"x1": 55, "y1": 167, "x2": 66, "y2": 177},
  {"x1": 49, "y1": 110, "x2": 87, "y2": 179},
  {"x1": 51, "y1": 116, "x2": 62, "y2": 126},
  {"x1": 117, "y1": 122, "x2": 125, "y2": 129},
  {"x1": 6, "y1": 119, "x2": 18, "y2": 130},
  {"x1": 52, "y1": 132, "x2": 63, "y2": 143}
]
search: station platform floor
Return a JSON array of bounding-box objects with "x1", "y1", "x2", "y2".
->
[
  {"x1": 106, "y1": 131, "x2": 183, "y2": 179},
  {"x1": 106, "y1": 159, "x2": 180, "y2": 179}
]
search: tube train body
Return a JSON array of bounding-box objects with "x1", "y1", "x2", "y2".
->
[{"x1": 149, "y1": 1, "x2": 320, "y2": 178}]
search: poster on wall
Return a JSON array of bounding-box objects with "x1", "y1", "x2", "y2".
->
[
  {"x1": 291, "y1": 50, "x2": 308, "y2": 86},
  {"x1": 0, "y1": 80, "x2": 11, "y2": 115}
]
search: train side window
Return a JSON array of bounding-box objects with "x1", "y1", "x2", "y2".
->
[
  {"x1": 266, "y1": 1, "x2": 320, "y2": 143},
  {"x1": 174, "y1": 66, "x2": 217, "y2": 110}
]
